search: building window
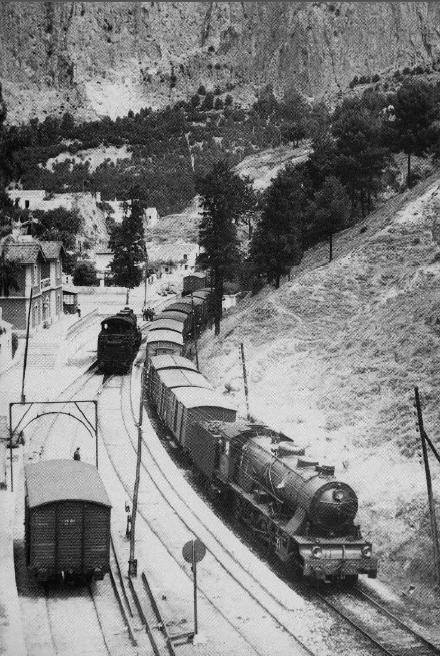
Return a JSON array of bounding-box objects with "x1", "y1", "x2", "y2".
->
[{"x1": 25, "y1": 200, "x2": 30, "y2": 209}]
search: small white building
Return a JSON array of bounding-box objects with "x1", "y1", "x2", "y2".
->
[
  {"x1": 8, "y1": 189, "x2": 46, "y2": 210},
  {"x1": 94, "y1": 251, "x2": 114, "y2": 286},
  {"x1": 0, "y1": 307, "x2": 13, "y2": 371},
  {"x1": 145, "y1": 207, "x2": 159, "y2": 228}
]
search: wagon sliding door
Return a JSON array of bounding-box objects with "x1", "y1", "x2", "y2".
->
[
  {"x1": 57, "y1": 501, "x2": 83, "y2": 572},
  {"x1": 83, "y1": 503, "x2": 110, "y2": 573}
]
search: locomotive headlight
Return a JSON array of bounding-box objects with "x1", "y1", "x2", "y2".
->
[
  {"x1": 311, "y1": 545, "x2": 322, "y2": 558},
  {"x1": 361, "y1": 544, "x2": 372, "y2": 558},
  {"x1": 333, "y1": 489, "x2": 344, "y2": 502}
]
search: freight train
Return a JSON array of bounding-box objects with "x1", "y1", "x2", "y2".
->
[
  {"x1": 97, "y1": 307, "x2": 142, "y2": 374},
  {"x1": 144, "y1": 284, "x2": 377, "y2": 584}
]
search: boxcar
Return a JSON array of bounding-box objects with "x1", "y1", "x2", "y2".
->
[
  {"x1": 146, "y1": 354, "x2": 199, "y2": 396},
  {"x1": 148, "y1": 318, "x2": 186, "y2": 337},
  {"x1": 156, "y1": 310, "x2": 192, "y2": 337},
  {"x1": 146, "y1": 329, "x2": 184, "y2": 357},
  {"x1": 182, "y1": 272, "x2": 207, "y2": 296},
  {"x1": 166, "y1": 386, "x2": 237, "y2": 448},
  {"x1": 25, "y1": 460, "x2": 111, "y2": 583},
  {"x1": 153, "y1": 368, "x2": 213, "y2": 425}
]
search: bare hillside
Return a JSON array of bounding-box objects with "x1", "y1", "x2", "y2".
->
[{"x1": 199, "y1": 172, "x2": 440, "y2": 604}]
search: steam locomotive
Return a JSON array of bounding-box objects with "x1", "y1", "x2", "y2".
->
[
  {"x1": 145, "y1": 285, "x2": 378, "y2": 584},
  {"x1": 97, "y1": 307, "x2": 142, "y2": 374}
]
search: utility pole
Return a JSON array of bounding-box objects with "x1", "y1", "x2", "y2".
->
[
  {"x1": 21, "y1": 287, "x2": 33, "y2": 404},
  {"x1": 129, "y1": 367, "x2": 144, "y2": 577},
  {"x1": 125, "y1": 288, "x2": 130, "y2": 306},
  {"x1": 240, "y1": 343, "x2": 250, "y2": 420},
  {"x1": 414, "y1": 386, "x2": 440, "y2": 586}
]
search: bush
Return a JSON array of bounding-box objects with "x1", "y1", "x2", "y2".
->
[
  {"x1": 201, "y1": 92, "x2": 214, "y2": 110},
  {"x1": 73, "y1": 261, "x2": 99, "y2": 286},
  {"x1": 197, "y1": 84, "x2": 206, "y2": 96},
  {"x1": 372, "y1": 73, "x2": 380, "y2": 82},
  {"x1": 349, "y1": 76, "x2": 358, "y2": 89},
  {"x1": 214, "y1": 97, "x2": 224, "y2": 110},
  {"x1": 225, "y1": 94, "x2": 233, "y2": 106}
]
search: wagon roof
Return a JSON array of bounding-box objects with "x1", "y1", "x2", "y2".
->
[
  {"x1": 146, "y1": 329, "x2": 183, "y2": 345},
  {"x1": 192, "y1": 290, "x2": 210, "y2": 300},
  {"x1": 25, "y1": 460, "x2": 111, "y2": 508},
  {"x1": 184, "y1": 272, "x2": 207, "y2": 280},
  {"x1": 149, "y1": 319, "x2": 184, "y2": 333},
  {"x1": 150, "y1": 355, "x2": 199, "y2": 372},
  {"x1": 159, "y1": 369, "x2": 213, "y2": 390},
  {"x1": 157, "y1": 311, "x2": 189, "y2": 322},
  {"x1": 163, "y1": 302, "x2": 193, "y2": 314},
  {"x1": 173, "y1": 386, "x2": 237, "y2": 412}
]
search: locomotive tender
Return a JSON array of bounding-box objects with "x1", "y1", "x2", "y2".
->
[
  {"x1": 25, "y1": 460, "x2": 111, "y2": 583},
  {"x1": 97, "y1": 307, "x2": 142, "y2": 373},
  {"x1": 143, "y1": 283, "x2": 378, "y2": 584}
]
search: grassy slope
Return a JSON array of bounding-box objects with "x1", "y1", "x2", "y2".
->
[{"x1": 198, "y1": 171, "x2": 440, "y2": 600}]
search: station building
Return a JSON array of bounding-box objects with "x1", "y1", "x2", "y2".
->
[{"x1": 0, "y1": 233, "x2": 64, "y2": 333}]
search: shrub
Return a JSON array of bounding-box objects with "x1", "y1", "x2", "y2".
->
[
  {"x1": 372, "y1": 73, "x2": 380, "y2": 82},
  {"x1": 197, "y1": 84, "x2": 206, "y2": 96},
  {"x1": 73, "y1": 261, "x2": 99, "y2": 286},
  {"x1": 225, "y1": 94, "x2": 233, "y2": 106},
  {"x1": 214, "y1": 97, "x2": 224, "y2": 110}
]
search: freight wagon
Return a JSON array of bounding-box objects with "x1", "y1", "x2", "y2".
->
[{"x1": 25, "y1": 460, "x2": 111, "y2": 583}]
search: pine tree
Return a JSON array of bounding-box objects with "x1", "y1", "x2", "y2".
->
[
  {"x1": 332, "y1": 96, "x2": 390, "y2": 216},
  {"x1": 249, "y1": 165, "x2": 305, "y2": 288},
  {"x1": 109, "y1": 198, "x2": 146, "y2": 299},
  {"x1": 197, "y1": 160, "x2": 252, "y2": 335},
  {"x1": 303, "y1": 176, "x2": 350, "y2": 259},
  {"x1": 392, "y1": 80, "x2": 437, "y2": 187}
]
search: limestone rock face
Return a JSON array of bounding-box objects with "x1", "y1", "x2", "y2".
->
[{"x1": 1, "y1": 2, "x2": 440, "y2": 123}]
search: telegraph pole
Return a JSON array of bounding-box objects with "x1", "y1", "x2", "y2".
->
[
  {"x1": 240, "y1": 343, "x2": 250, "y2": 420},
  {"x1": 414, "y1": 386, "x2": 440, "y2": 586},
  {"x1": 129, "y1": 367, "x2": 144, "y2": 577},
  {"x1": 191, "y1": 293, "x2": 199, "y2": 369},
  {"x1": 21, "y1": 287, "x2": 33, "y2": 403}
]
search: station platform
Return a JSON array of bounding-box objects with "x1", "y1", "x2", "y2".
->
[{"x1": 0, "y1": 488, "x2": 25, "y2": 655}]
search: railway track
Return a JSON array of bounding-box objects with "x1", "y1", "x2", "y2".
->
[
  {"x1": 316, "y1": 586, "x2": 440, "y2": 656},
  {"x1": 15, "y1": 363, "x2": 138, "y2": 655},
  {"x1": 98, "y1": 371, "x2": 312, "y2": 655}
]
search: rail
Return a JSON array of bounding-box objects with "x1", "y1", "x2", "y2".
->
[{"x1": 316, "y1": 586, "x2": 440, "y2": 655}]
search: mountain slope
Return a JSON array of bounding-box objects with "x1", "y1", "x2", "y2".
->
[
  {"x1": 199, "y1": 172, "x2": 440, "y2": 596},
  {"x1": 2, "y1": 2, "x2": 440, "y2": 122}
]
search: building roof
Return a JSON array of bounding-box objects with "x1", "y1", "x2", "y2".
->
[
  {"x1": 2, "y1": 241, "x2": 45, "y2": 264},
  {"x1": 150, "y1": 355, "x2": 199, "y2": 372},
  {"x1": 40, "y1": 241, "x2": 64, "y2": 259},
  {"x1": 172, "y1": 386, "x2": 237, "y2": 412},
  {"x1": 25, "y1": 460, "x2": 111, "y2": 508}
]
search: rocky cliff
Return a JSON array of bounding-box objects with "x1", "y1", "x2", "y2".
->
[{"x1": 2, "y1": 2, "x2": 440, "y2": 123}]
